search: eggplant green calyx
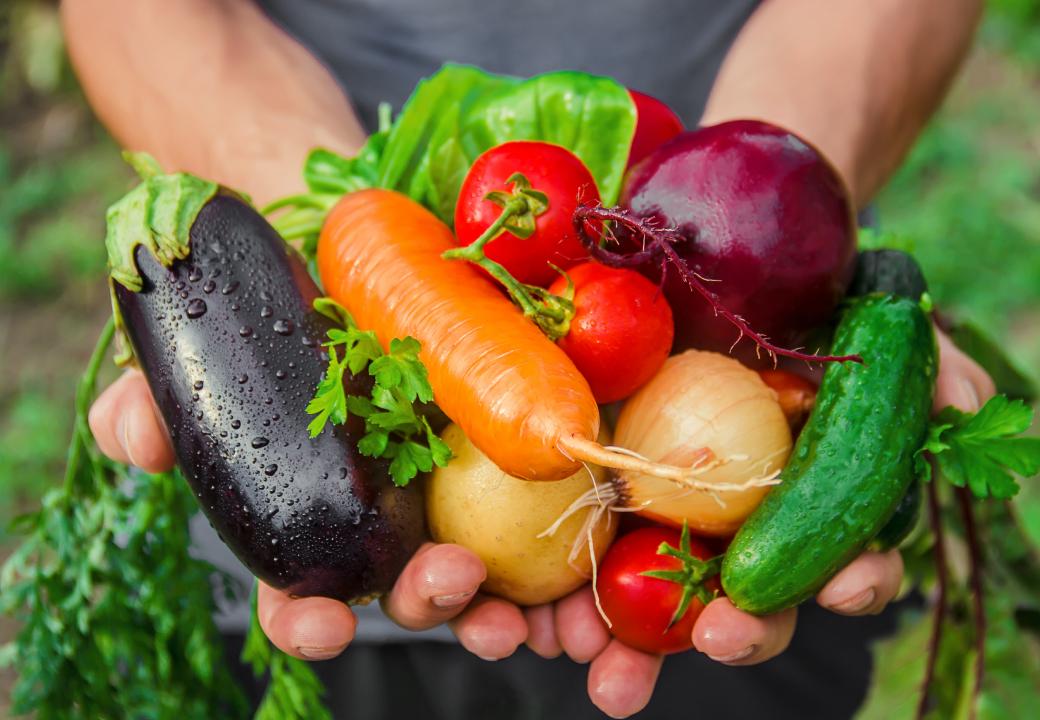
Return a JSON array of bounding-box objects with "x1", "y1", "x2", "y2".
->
[
  {"x1": 106, "y1": 151, "x2": 218, "y2": 292},
  {"x1": 640, "y1": 522, "x2": 721, "y2": 629}
]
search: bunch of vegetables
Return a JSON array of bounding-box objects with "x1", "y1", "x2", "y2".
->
[{"x1": 3, "y1": 63, "x2": 1040, "y2": 719}]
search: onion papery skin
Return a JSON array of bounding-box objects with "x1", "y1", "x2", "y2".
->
[{"x1": 613, "y1": 351, "x2": 793, "y2": 536}]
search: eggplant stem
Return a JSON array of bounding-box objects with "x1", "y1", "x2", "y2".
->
[
  {"x1": 956, "y1": 487, "x2": 986, "y2": 720},
  {"x1": 918, "y1": 478, "x2": 949, "y2": 720},
  {"x1": 573, "y1": 204, "x2": 863, "y2": 365}
]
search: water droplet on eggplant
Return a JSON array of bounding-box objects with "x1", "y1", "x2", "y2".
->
[{"x1": 273, "y1": 319, "x2": 294, "y2": 336}]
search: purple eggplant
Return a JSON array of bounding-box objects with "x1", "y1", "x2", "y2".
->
[{"x1": 107, "y1": 168, "x2": 424, "y2": 603}]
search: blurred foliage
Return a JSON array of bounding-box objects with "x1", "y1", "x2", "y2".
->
[
  {"x1": 985, "y1": 0, "x2": 1040, "y2": 64},
  {"x1": 0, "y1": 0, "x2": 128, "y2": 535},
  {"x1": 877, "y1": 46, "x2": 1040, "y2": 380}
]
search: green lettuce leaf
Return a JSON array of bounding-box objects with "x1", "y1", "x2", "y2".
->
[
  {"x1": 305, "y1": 64, "x2": 638, "y2": 225},
  {"x1": 456, "y1": 70, "x2": 637, "y2": 208}
]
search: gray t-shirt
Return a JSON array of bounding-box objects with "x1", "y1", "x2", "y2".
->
[{"x1": 201, "y1": 0, "x2": 759, "y2": 641}]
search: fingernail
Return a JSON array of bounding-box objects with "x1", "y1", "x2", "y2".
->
[
  {"x1": 476, "y1": 655, "x2": 499, "y2": 662},
  {"x1": 297, "y1": 644, "x2": 347, "y2": 660},
  {"x1": 431, "y1": 590, "x2": 475, "y2": 609},
  {"x1": 829, "y1": 587, "x2": 876, "y2": 614},
  {"x1": 707, "y1": 645, "x2": 756, "y2": 664},
  {"x1": 957, "y1": 378, "x2": 980, "y2": 413},
  {"x1": 119, "y1": 413, "x2": 140, "y2": 468}
]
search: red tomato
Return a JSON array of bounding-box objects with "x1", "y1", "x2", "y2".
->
[
  {"x1": 627, "y1": 90, "x2": 685, "y2": 169},
  {"x1": 549, "y1": 262, "x2": 673, "y2": 403},
  {"x1": 596, "y1": 526, "x2": 719, "y2": 655},
  {"x1": 454, "y1": 141, "x2": 599, "y2": 287},
  {"x1": 758, "y1": 369, "x2": 818, "y2": 433}
]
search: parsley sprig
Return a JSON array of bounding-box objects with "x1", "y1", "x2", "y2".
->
[
  {"x1": 917, "y1": 394, "x2": 1040, "y2": 499},
  {"x1": 305, "y1": 298, "x2": 452, "y2": 486}
]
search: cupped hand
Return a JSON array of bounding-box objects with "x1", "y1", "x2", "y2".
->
[
  {"x1": 88, "y1": 369, "x2": 489, "y2": 660},
  {"x1": 449, "y1": 328, "x2": 997, "y2": 719},
  {"x1": 88, "y1": 327, "x2": 996, "y2": 717}
]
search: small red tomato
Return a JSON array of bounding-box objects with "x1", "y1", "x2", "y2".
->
[
  {"x1": 549, "y1": 262, "x2": 673, "y2": 403},
  {"x1": 627, "y1": 89, "x2": 685, "y2": 169},
  {"x1": 454, "y1": 141, "x2": 599, "y2": 287},
  {"x1": 596, "y1": 525, "x2": 720, "y2": 655},
  {"x1": 758, "y1": 369, "x2": 818, "y2": 434}
]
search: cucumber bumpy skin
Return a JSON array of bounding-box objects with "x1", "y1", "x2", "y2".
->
[{"x1": 721, "y1": 294, "x2": 937, "y2": 615}]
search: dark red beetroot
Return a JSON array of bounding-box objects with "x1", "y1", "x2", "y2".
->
[
  {"x1": 626, "y1": 90, "x2": 685, "y2": 169},
  {"x1": 620, "y1": 120, "x2": 857, "y2": 356}
]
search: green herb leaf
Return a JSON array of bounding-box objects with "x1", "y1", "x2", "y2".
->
[
  {"x1": 388, "y1": 440, "x2": 435, "y2": 487},
  {"x1": 919, "y1": 394, "x2": 1040, "y2": 499},
  {"x1": 305, "y1": 298, "x2": 452, "y2": 485},
  {"x1": 305, "y1": 348, "x2": 349, "y2": 437}
]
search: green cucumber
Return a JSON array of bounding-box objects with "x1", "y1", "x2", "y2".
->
[
  {"x1": 721, "y1": 294, "x2": 937, "y2": 614},
  {"x1": 853, "y1": 248, "x2": 929, "y2": 549},
  {"x1": 870, "y1": 479, "x2": 922, "y2": 551},
  {"x1": 849, "y1": 249, "x2": 928, "y2": 300}
]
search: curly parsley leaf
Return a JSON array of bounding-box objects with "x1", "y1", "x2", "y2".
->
[
  {"x1": 305, "y1": 348, "x2": 349, "y2": 437},
  {"x1": 305, "y1": 298, "x2": 452, "y2": 485},
  {"x1": 917, "y1": 394, "x2": 1040, "y2": 500}
]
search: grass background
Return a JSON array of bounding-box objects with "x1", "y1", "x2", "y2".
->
[{"x1": 0, "y1": 0, "x2": 1038, "y2": 715}]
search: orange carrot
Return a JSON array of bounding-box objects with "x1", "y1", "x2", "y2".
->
[{"x1": 317, "y1": 189, "x2": 730, "y2": 484}]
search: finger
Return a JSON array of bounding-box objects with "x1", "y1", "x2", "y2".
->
[
  {"x1": 450, "y1": 595, "x2": 528, "y2": 661},
  {"x1": 692, "y1": 597, "x2": 797, "y2": 666},
  {"x1": 817, "y1": 549, "x2": 904, "y2": 615},
  {"x1": 257, "y1": 581, "x2": 356, "y2": 660},
  {"x1": 554, "y1": 585, "x2": 611, "y2": 663},
  {"x1": 380, "y1": 543, "x2": 485, "y2": 631},
  {"x1": 88, "y1": 370, "x2": 174, "y2": 472},
  {"x1": 587, "y1": 639, "x2": 662, "y2": 719},
  {"x1": 524, "y1": 603, "x2": 562, "y2": 659},
  {"x1": 934, "y1": 330, "x2": 996, "y2": 414}
]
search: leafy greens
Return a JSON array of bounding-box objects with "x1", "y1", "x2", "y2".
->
[
  {"x1": 305, "y1": 298, "x2": 452, "y2": 487},
  {"x1": 272, "y1": 63, "x2": 637, "y2": 248},
  {"x1": 918, "y1": 395, "x2": 1040, "y2": 499}
]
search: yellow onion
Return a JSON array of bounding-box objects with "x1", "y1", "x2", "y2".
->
[{"x1": 613, "y1": 350, "x2": 792, "y2": 536}]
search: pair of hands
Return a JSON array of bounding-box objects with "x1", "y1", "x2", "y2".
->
[{"x1": 88, "y1": 330, "x2": 994, "y2": 718}]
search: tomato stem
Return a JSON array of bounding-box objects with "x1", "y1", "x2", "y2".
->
[
  {"x1": 639, "y1": 522, "x2": 721, "y2": 629},
  {"x1": 442, "y1": 173, "x2": 575, "y2": 340}
]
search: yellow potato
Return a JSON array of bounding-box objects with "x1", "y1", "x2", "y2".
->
[{"x1": 426, "y1": 424, "x2": 616, "y2": 606}]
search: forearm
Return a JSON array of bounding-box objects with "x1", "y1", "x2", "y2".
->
[
  {"x1": 62, "y1": 0, "x2": 366, "y2": 206},
  {"x1": 701, "y1": 0, "x2": 982, "y2": 208}
]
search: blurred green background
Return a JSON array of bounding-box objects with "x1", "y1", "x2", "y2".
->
[{"x1": 0, "y1": 0, "x2": 1038, "y2": 715}]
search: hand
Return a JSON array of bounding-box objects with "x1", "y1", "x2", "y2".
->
[
  {"x1": 88, "y1": 370, "x2": 489, "y2": 659},
  {"x1": 449, "y1": 328, "x2": 997, "y2": 719}
]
